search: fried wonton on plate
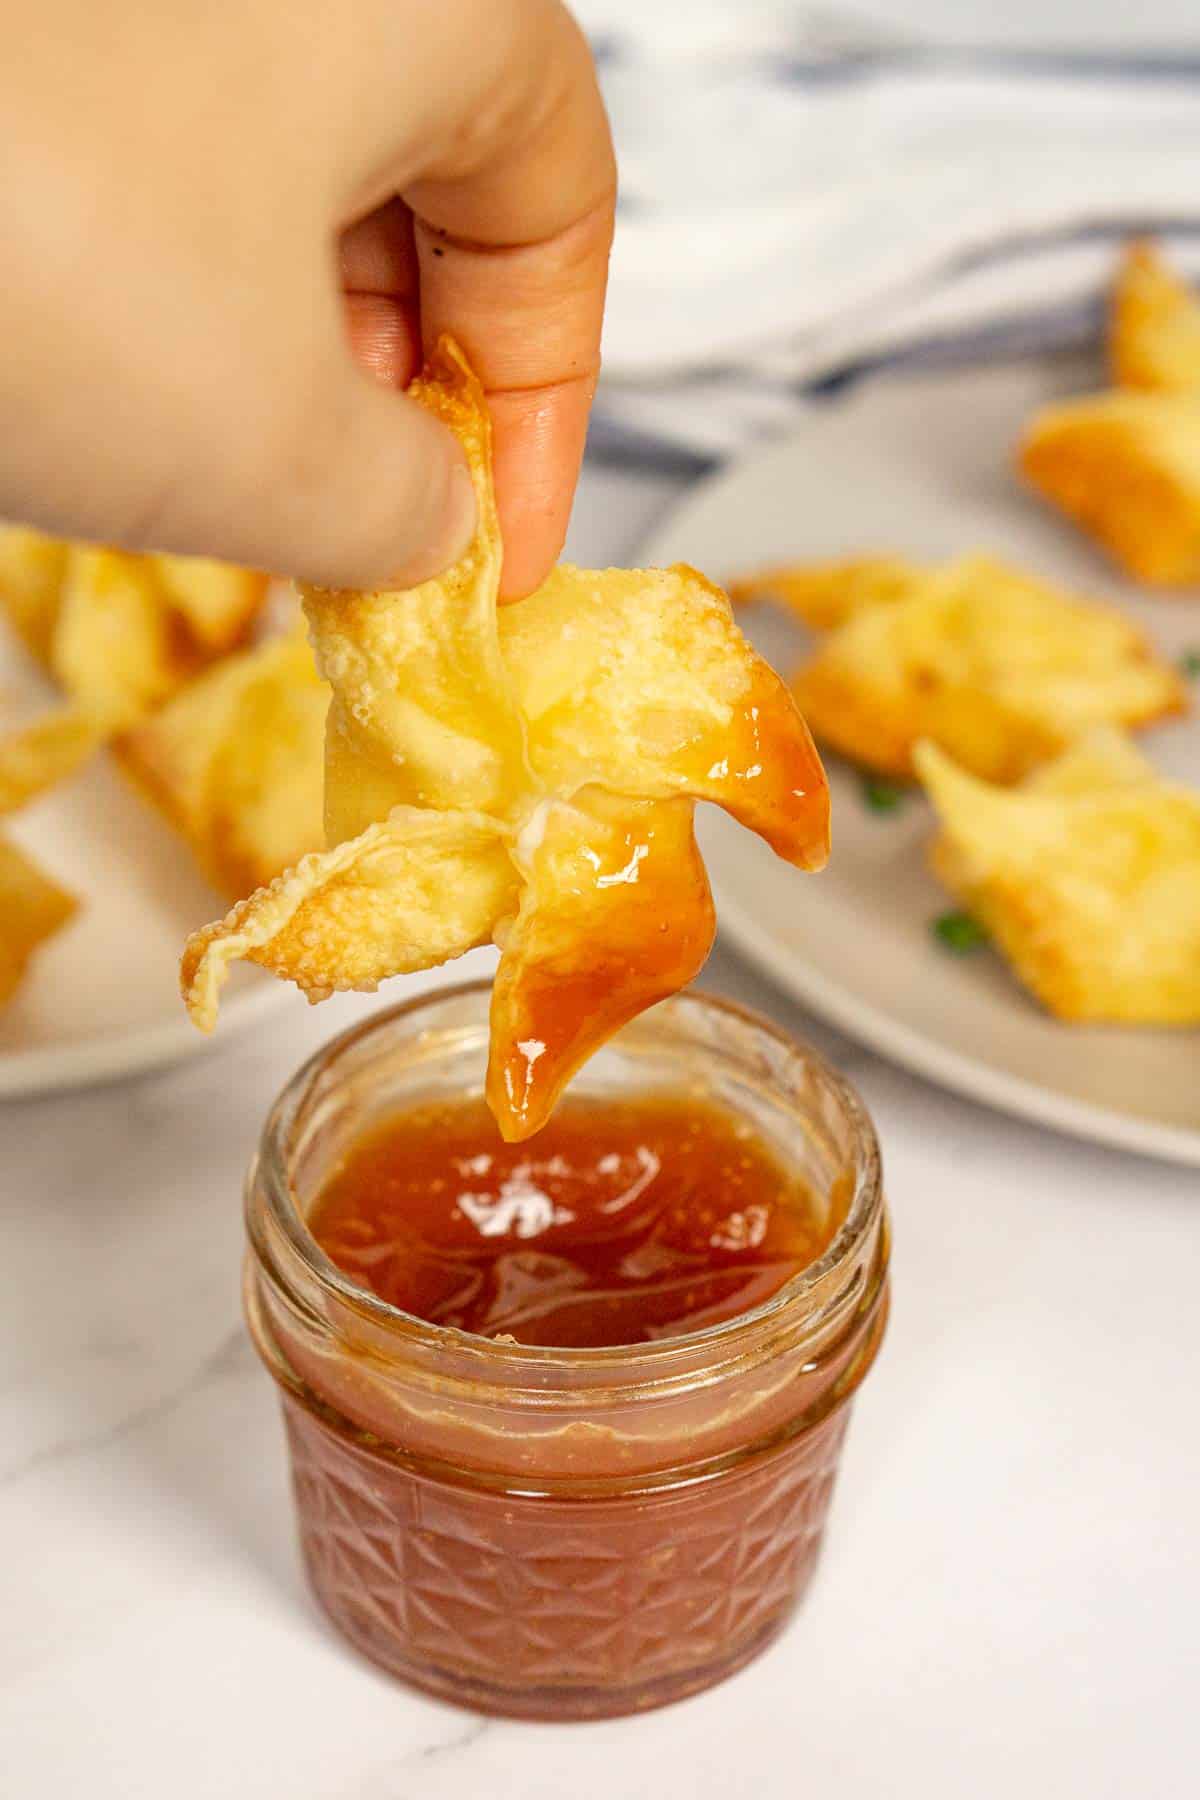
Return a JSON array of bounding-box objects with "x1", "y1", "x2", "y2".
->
[
  {"x1": 0, "y1": 526, "x2": 69, "y2": 661},
  {"x1": 0, "y1": 709, "x2": 109, "y2": 816},
  {"x1": 120, "y1": 626, "x2": 327, "y2": 899},
  {"x1": 182, "y1": 339, "x2": 829, "y2": 1139},
  {"x1": 0, "y1": 534, "x2": 267, "y2": 698},
  {"x1": 1019, "y1": 390, "x2": 1200, "y2": 586},
  {"x1": 917, "y1": 730, "x2": 1200, "y2": 1025},
  {"x1": 0, "y1": 533, "x2": 269, "y2": 808},
  {"x1": 0, "y1": 834, "x2": 77, "y2": 1007},
  {"x1": 149, "y1": 553, "x2": 270, "y2": 658},
  {"x1": 1111, "y1": 241, "x2": 1200, "y2": 395},
  {"x1": 727, "y1": 555, "x2": 924, "y2": 630},
  {"x1": 787, "y1": 554, "x2": 1185, "y2": 782}
]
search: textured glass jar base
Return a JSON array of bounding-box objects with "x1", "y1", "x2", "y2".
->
[
  {"x1": 282, "y1": 1395, "x2": 850, "y2": 1722},
  {"x1": 312, "y1": 1587, "x2": 796, "y2": 1722}
]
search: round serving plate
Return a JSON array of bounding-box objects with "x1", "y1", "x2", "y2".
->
[
  {"x1": 0, "y1": 651, "x2": 289, "y2": 1098},
  {"x1": 638, "y1": 358, "x2": 1200, "y2": 1165}
]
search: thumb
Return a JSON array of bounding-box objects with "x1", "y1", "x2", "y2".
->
[
  {"x1": 143, "y1": 318, "x2": 478, "y2": 592},
  {"x1": 239, "y1": 344, "x2": 478, "y2": 590}
]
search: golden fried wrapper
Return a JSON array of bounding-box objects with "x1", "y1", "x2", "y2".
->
[
  {"x1": 0, "y1": 709, "x2": 107, "y2": 816},
  {"x1": 182, "y1": 810, "x2": 517, "y2": 1027},
  {"x1": 917, "y1": 731, "x2": 1200, "y2": 1025},
  {"x1": 119, "y1": 628, "x2": 327, "y2": 898},
  {"x1": 792, "y1": 554, "x2": 1186, "y2": 782},
  {"x1": 0, "y1": 526, "x2": 68, "y2": 662},
  {"x1": 52, "y1": 548, "x2": 265, "y2": 722},
  {"x1": 53, "y1": 548, "x2": 192, "y2": 723},
  {"x1": 184, "y1": 338, "x2": 828, "y2": 1138},
  {"x1": 727, "y1": 555, "x2": 925, "y2": 630},
  {"x1": 0, "y1": 536, "x2": 269, "y2": 812},
  {"x1": 0, "y1": 834, "x2": 77, "y2": 1006},
  {"x1": 1019, "y1": 391, "x2": 1200, "y2": 585},
  {"x1": 1, "y1": 534, "x2": 267, "y2": 701},
  {"x1": 1015, "y1": 726, "x2": 1154, "y2": 797},
  {"x1": 498, "y1": 562, "x2": 828, "y2": 864},
  {"x1": 307, "y1": 351, "x2": 524, "y2": 843},
  {"x1": 1111, "y1": 241, "x2": 1200, "y2": 394},
  {"x1": 150, "y1": 554, "x2": 269, "y2": 656}
]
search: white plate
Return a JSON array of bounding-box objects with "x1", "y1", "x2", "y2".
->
[
  {"x1": 639, "y1": 358, "x2": 1200, "y2": 1165},
  {"x1": 0, "y1": 658, "x2": 288, "y2": 1098}
]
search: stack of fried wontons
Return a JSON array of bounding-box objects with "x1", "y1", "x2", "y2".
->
[
  {"x1": 0, "y1": 535, "x2": 328, "y2": 1008},
  {"x1": 732, "y1": 242, "x2": 1200, "y2": 1028}
]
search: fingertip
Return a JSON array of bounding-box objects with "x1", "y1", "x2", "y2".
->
[
  {"x1": 496, "y1": 474, "x2": 572, "y2": 599},
  {"x1": 490, "y1": 382, "x2": 589, "y2": 600},
  {"x1": 497, "y1": 518, "x2": 564, "y2": 601},
  {"x1": 301, "y1": 378, "x2": 478, "y2": 590}
]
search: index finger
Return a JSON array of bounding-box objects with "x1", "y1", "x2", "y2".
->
[{"x1": 402, "y1": 8, "x2": 615, "y2": 598}]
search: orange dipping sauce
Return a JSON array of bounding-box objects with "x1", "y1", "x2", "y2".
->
[
  {"x1": 245, "y1": 988, "x2": 889, "y2": 1719},
  {"x1": 309, "y1": 1095, "x2": 834, "y2": 1348}
]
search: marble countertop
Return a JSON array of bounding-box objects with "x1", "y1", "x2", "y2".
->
[{"x1": 2, "y1": 462, "x2": 1198, "y2": 1800}]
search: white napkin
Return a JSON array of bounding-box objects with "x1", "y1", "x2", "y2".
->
[{"x1": 578, "y1": 1, "x2": 1200, "y2": 461}]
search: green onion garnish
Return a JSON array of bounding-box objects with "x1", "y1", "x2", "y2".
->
[
  {"x1": 861, "y1": 776, "x2": 906, "y2": 814},
  {"x1": 932, "y1": 910, "x2": 989, "y2": 954}
]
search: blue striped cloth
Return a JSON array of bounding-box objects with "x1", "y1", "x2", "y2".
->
[{"x1": 579, "y1": 3, "x2": 1200, "y2": 466}]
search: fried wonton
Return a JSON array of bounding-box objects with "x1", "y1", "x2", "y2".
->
[
  {"x1": 0, "y1": 534, "x2": 266, "y2": 694},
  {"x1": 0, "y1": 526, "x2": 69, "y2": 661},
  {"x1": 0, "y1": 709, "x2": 108, "y2": 816},
  {"x1": 0, "y1": 834, "x2": 77, "y2": 1006},
  {"x1": 1019, "y1": 392, "x2": 1200, "y2": 585},
  {"x1": 49, "y1": 547, "x2": 266, "y2": 719},
  {"x1": 1111, "y1": 241, "x2": 1200, "y2": 395},
  {"x1": 789, "y1": 554, "x2": 1185, "y2": 782},
  {"x1": 119, "y1": 626, "x2": 327, "y2": 898},
  {"x1": 183, "y1": 339, "x2": 829, "y2": 1139},
  {"x1": 0, "y1": 535, "x2": 269, "y2": 809},
  {"x1": 727, "y1": 555, "x2": 925, "y2": 630},
  {"x1": 149, "y1": 553, "x2": 269, "y2": 658},
  {"x1": 917, "y1": 730, "x2": 1200, "y2": 1024}
]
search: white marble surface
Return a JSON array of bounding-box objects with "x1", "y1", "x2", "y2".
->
[{"x1": 2, "y1": 462, "x2": 1199, "y2": 1798}]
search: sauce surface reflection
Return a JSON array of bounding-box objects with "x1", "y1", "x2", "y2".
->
[{"x1": 309, "y1": 1094, "x2": 834, "y2": 1347}]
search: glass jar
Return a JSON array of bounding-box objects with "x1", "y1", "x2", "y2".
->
[{"x1": 245, "y1": 983, "x2": 889, "y2": 1721}]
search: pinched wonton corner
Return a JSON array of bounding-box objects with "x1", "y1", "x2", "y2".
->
[
  {"x1": 0, "y1": 835, "x2": 77, "y2": 1007},
  {"x1": 916, "y1": 730, "x2": 1200, "y2": 1025},
  {"x1": 727, "y1": 555, "x2": 926, "y2": 631},
  {"x1": 1111, "y1": 241, "x2": 1200, "y2": 395},
  {"x1": 182, "y1": 338, "x2": 829, "y2": 1140},
  {"x1": 1018, "y1": 391, "x2": 1200, "y2": 586},
  {"x1": 0, "y1": 531, "x2": 270, "y2": 810},
  {"x1": 119, "y1": 626, "x2": 328, "y2": 900},
  {"x1": 788, "y1": 554, "x2": 1185, "y2": 783}
]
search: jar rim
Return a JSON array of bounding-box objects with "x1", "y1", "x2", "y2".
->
[{"x1": 253, "y1": 981, "x2": 883, "y2": 1373}]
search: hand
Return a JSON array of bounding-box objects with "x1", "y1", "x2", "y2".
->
[{"x1": 0, "y1": 0, "x2": 614, "y2": 597}]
